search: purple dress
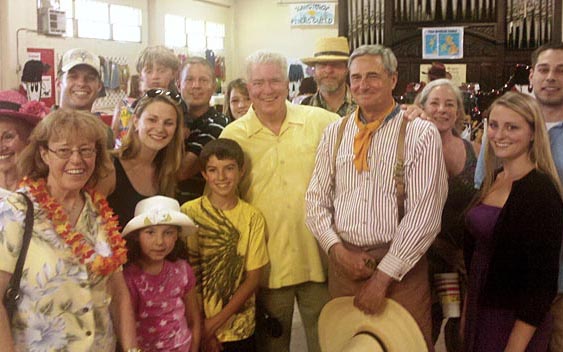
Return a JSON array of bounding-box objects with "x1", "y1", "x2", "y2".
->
[{"x1": 465, "y1": 204, "x2": 552, "y2": 352}]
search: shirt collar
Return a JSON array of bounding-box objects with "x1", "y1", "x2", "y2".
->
[
  {"x1": 358, "y1": 101, "x2": 400, "y2": 125},
  {"x1": 245, "y1": 101, "x2": 304, "y2": 137},
  {"x1": 549, "y1": 120, "x2": 563, "y2": 129}
]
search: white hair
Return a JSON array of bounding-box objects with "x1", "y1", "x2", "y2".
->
[{"x1": 245, "y1": 50, "x2": 288, "y2": 81}]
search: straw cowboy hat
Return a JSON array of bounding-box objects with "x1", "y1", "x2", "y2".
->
[
  {"x1": 301, "y1": 37, "x2": 350, "y2": 65},
  {"x1": 0, "y1": 90, "x2": 47, "y2": 127},
  {"x1": 318, "y1": 297, "x2": 428, "y2": 352},
  {"x1": 121, "y1": 196, "x2": 197, "y2": 237}
]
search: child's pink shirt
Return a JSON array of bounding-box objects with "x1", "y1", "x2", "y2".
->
[{"x1": 124, "y1": 259, "x2": 196, "y2": 351}]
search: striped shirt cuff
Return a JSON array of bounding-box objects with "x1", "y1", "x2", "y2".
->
[
  {"x1": 320, "y1": 232, "x2": 342, "y2": 255},
  {"x1": 377, "y1": 252, "x2": 412, "y2": 281}
]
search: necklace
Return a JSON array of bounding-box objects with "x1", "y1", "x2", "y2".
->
[{"x1": 21, "y1": 177, "x2": 127, "y2": 277}]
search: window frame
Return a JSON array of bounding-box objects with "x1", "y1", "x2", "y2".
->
[
  {"x1": 59, "y1": 0, "x2": 142, "y2": 43},
  {"x1": 164, "y1": 14, "x2": 225, "y2": 53}
]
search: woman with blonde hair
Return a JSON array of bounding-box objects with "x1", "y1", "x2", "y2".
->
[
  {"x1": 97, "y1": 89, "x2": 184, "y2": 229},
  {"x1": 0, "y1": 109, "x2": 139, "y2": 351},
  {"x1": 463, "y1": 91, "x2": 563, "y2": 351}
]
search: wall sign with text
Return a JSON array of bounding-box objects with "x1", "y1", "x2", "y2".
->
[
  {"x1": 290, "y1": 3, "x2": 335, "y2": 26},
  {"x1": 422, "y1": 27, "x2": 464, "y2": 59}
]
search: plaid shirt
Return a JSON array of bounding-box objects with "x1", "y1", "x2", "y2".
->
[{"x1": 301, "y1": 86, "x2": 356, "y2": 117}]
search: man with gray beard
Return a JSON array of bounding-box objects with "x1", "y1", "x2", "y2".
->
[{"x1": 301, "y1": 37, "x2": 356, "y2": 117}]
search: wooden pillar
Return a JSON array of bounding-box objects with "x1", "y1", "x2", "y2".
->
[
  {"x1": 496, "y1": 0, "x2": 506, "y2": 44},
  {"x1": 554, "y1": 0, "x2": 562, "y2": 42},
  {"x1": 339, "y1": 0, "x2": 349, "y2": 37},
  {"x1": 384, "y1": 0, "x2": 393, "y2": 46}
]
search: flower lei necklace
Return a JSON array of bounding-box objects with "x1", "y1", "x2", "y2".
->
[{"x1": 21, "y1": 177, "x2": 127, "y2": 277}]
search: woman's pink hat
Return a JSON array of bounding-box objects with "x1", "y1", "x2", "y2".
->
[{"x1": 0, "y1": 90, "x2": 49, "y2": 126}]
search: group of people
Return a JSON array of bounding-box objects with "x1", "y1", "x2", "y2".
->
[{"x1": 0, "y1": 34, "x2": 562, "y2": 352}]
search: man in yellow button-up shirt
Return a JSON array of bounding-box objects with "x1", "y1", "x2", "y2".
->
[{"x1": 220, "y1": 50, "x2": 338, "y2": 352}]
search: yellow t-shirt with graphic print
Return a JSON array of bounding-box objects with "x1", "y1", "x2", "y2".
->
[{"x1": 181, "y1": 196, "x2": 269, "y2": 342}]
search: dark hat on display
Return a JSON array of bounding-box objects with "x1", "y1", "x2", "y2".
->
[
  {"x1": 0, "y1": 90, "x2": 48, "y2": 126},
  {"x1": 301, "y1": 37, "x2": 350, "y2": 65},
  {"x1": 424, "y1": 62, "x2": 449, "y2": 80},
  {"x1": 21, "y1": 60, "x2": 50, "y2": 83},
  {"x1": 318, "y1": 297, "x2": 428, "y2": 352},
  {"x1": 59, "y1": 48, "x2": 101, "y2": 76}
]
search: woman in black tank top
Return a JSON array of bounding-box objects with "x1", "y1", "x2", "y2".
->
[{"x1": 97, "y1": 89, "x2": 185, "y2": 229}]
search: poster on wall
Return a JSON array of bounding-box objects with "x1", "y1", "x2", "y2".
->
[
  {"x1": 290, "y1": 3, "x2": 335, "y2": 26},
  {"x1": 422, "y1": 27, "x2": 464, "y2": 59},
  {"x1": 26, "y1": 48, "x2": 56, "y2": 107}
]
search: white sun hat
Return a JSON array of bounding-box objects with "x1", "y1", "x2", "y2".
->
[{"x1": 121, "y1": 195, "x2": 197, "y2": 237}]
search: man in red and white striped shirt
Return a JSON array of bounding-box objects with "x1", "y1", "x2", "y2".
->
[{"x1": 306, "y1": 45, "x2": 447, "y2": 350}]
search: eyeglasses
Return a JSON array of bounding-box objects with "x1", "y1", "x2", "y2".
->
[
  {"x1": 142, "y1": 89, "x2": 182, "y2": 105},
  {"x1": 48, "y1": 146, "x2": 97, "y2": 159}
]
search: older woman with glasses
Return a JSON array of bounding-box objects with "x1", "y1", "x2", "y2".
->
[
  {"x1": 97, "y1": 88, "x2": 185, "y2": 230},
  {"x1": 0, "y1": 109, "x2": 139, "y2": 351}
]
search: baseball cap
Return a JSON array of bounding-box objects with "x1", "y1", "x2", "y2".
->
[{"x1": 59, "y1": 48, "x2": 101, "y2": 76}]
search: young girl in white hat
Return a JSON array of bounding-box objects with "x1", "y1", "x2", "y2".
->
[{"x1": 122, "y1": 195, "x2": 200, "y2": 352}]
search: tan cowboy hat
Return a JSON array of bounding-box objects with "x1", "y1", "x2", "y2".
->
[
  {"x1": 301, "y1": 37, "x2": 350, "y2": 65},
  {"x1": 319, "y1": 297, "x2": 428, "y2": 352},
  {"x1": 121, "y1": 196, "x2": 197, "y2": 237}
]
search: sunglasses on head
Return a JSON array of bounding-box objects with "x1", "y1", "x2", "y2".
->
[{"x1": 142, "y1": 89, "x2": 182, "y2": 105}]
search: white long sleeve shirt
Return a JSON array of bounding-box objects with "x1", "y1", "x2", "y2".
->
[{"x1": 306, "y1": 108, "x2": 448, "y2": 280}]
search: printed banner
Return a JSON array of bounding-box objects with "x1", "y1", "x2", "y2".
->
[
  {"x1": 422, "y1": 27, "x2": 464, "y2": 59},
  {"x1": 290, "y1": 3, "x2": 335, "y2": 26}
]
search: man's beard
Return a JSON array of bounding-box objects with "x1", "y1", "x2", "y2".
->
[{"x1": 319, "y1": 78, "x2": 345, "y2": 94}]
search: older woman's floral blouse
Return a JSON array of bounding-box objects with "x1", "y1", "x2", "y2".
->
[{"x1": 0, "y1": 189, "x2": 117, "y2": 351}]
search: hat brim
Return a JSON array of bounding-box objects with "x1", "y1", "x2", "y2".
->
[
  {"x1": 318, "y1": 297, "x2": 427, "y2": 352},
  {"x1": 121, "y1": 210, "x2": 198, "y2": 238},
  {"x1": 60, "y1": 63, "x2": 100, "y2": 77},
  {"x1": 301, "y1": 55, "x2": 349, "y2": 66},
  {"x1": 0, "y1": 109, "x2": 42, "y2": 127}
]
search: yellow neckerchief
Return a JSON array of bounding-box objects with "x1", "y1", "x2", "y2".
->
[{"x1": 353, "y1": 102, "x2": 396, "y2": 172}]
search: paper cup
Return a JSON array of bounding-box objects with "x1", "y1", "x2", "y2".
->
[{"x1": 434, "y1": 272, "x2": 461, "y2": 318}]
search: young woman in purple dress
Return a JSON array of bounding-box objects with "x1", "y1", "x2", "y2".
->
[{"x1": 464, "y1": 92, "x2": 563, "y2": 352}]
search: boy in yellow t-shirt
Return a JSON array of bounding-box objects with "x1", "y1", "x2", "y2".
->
[{"x1": 181, "y1": 138, "x2": 269, "y2": 352}]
